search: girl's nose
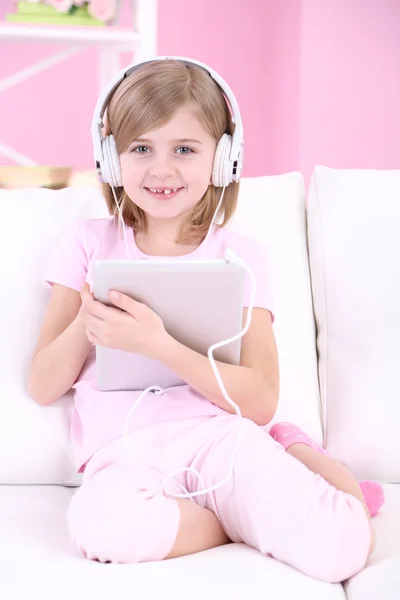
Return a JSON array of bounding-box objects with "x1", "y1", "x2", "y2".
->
[{"x1": 148, "y1": 157, "x2": 177, "y2": 179}]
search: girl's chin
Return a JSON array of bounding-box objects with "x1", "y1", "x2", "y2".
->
[
  {"x1": 144, "y1": 208, "x2": 191, "y2": 221},
  {"x1": 137, "y1": 202, "x2": 198, "y2": 220}
]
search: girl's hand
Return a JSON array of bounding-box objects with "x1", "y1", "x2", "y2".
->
[{"x1": 80, "y1": 283, "x2": 169, "y2": 359}]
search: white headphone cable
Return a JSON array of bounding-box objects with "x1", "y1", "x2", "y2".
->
[
  {"x1": 111, "y1": 184, "x2": 256, "y2": 500},
  {"x1": 111, "y1": 186, "x2": 131, "y2": 260},
  {"x1": 111, "y1": 184, "x2": 206, "y2": 500},
  {"x1": 200, "y1": 185, "x2": 226, "y2": 253},
  {"x1": 160, "y1": 258, "x2": 255, "y2": 499}
]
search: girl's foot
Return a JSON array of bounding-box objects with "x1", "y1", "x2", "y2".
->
[{"x1": 269, "y1": 422, "x2": 385, "y2": 517}]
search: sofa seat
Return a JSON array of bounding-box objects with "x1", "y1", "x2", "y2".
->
[
  {"x1": 1, "y1": 484, "x2": 399, "y2": 600},
  {"x1": 1, "y1": 484, "x2": 346, "y2": 600}
]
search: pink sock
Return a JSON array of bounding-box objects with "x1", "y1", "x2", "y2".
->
[{"x1": 269, "y1": 422, "x2": 385, "y2": 517}]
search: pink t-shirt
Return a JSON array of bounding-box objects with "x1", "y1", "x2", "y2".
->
[{"x1": 44, "y1": 217, "x2": 274, "y2": 472}]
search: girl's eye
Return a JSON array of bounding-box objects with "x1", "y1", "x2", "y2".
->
[
  {"x1": 132, "y1": 146, "x2": 149, "y2": 154},
  {"x1": 130, "y1": 145, "x2": 194, "y2": 155},
  {"x1": 176, "y1": 146, "x2": 193, "y2": 154}
]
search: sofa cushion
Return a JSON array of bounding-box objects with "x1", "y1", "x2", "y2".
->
[
  {"x1": 231, "y1": 175, "x2": 321, "y2": 437},
  {"x1": 0, "y1": 187, "x2": 109, "y2": 485},
  {"x1": 307, "y1": 166, "x2": 400, "y2": 481},
  {"x1": 0, "y1": 173, "x2": 321, "y2": 484}
]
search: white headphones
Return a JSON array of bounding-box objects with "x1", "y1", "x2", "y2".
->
[{"x1": 91, "y1": 56, "x2": 244, "y2": 189}]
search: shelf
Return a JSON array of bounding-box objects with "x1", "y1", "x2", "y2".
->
[
  {"x1": 0, "y1": 21, "x2": 139, "y2": 47},
  {"x1": 0, "y1": 1, "x2": 158, "y2": 166}
]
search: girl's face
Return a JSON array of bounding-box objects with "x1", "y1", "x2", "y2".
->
[{"x1": 119, "y1": 105, "x2": 217, "y2": 223}]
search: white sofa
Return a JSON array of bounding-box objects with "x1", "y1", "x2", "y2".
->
[{"x1": 1, "y1": 166, "x2": 399, "y2": 600}]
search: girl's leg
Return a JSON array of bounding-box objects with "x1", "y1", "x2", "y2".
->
[
  {"x1": 166, "y1": 499, "x2": 230, "y2": 559},
  {"x1": 192, "y1": 417, "x2": 373, "y2": 583},
  {"x1": 287, "y1": 444, "x2": 371, "y2": 521},
  {"x1": 269, "y1": 422, "x2": 384, "y2": 518},
  {"x1": 67, "y1": 460, "x2": 229, "y2": 563},
  {"x1": 67, "y1": 461, "x2": 180, "y2": 563},
  {"x1": 67, "y1": 418, "x2": 234, "y2": 564}
]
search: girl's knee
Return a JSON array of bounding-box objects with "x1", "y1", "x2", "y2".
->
[
  {"x1": 66, "y1": 468, "x2": 179, "y2": 564},
  {"x1": 309, "y1": 494, "x2": 372, "y2": 583}
]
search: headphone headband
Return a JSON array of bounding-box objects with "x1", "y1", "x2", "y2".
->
[{"x1": 91, "y1": 56, "x2": 244, "y2": 176}]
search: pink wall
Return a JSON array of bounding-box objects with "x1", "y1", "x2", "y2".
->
[
  {"x1": 300, "y1": 0, "x2": 400, "y2": 184},
  {"x1": 0, "y1": 0, "x2": 399, "y2": 181},
  {"x1": 0, "y1": 0, "x2": 278, "y2": 176}
]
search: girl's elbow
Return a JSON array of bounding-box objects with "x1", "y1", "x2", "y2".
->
[
  {"x1": 256, "y1": 384, "x2": 279, "y2": 426},
  {"x1": 27, "y1": 381, "x2": 56, "y2": 407},
  {"x1": 27, "y1": 373, "x2": 61, "y2": 407}
]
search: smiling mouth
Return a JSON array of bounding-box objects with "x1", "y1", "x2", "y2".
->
[{"x1": 144, "y1": 187, "x2": 183, "y2": 199}]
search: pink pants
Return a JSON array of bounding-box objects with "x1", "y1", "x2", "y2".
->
[{"x1": 67, "y1": 415, "x2": 371, "y2": 582}]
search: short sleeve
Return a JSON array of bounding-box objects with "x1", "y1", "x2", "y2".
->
[
  {"x1": 242, "y1": 241, "x2": 275, "y2": 321},
  {"x1": 44, "y1": 220, "x2": 91, "y2": 292}
]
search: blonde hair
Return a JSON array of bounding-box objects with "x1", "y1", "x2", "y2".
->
[{"x1": 101, "y1": 60, "x2": 240, "y2": 244}]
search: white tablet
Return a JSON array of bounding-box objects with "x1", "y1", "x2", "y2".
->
[{"x1": 93, "y1": 259, "x2": 246, "y2": 391}]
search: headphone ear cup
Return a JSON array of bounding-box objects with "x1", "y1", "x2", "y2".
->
[
  {"x1": 102, "y1": 135, "x2": 122, "y2": 187},
  {"x1": 212, "y1": 133, "x2": 234, "y2": 187},
  {"x1": 99, "y1": 139, "x2": 111, "y2": 185}
]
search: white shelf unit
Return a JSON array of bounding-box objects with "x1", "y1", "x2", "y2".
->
[{"x1": 0, "y1": 0, "x2": 157, "y2": 165}]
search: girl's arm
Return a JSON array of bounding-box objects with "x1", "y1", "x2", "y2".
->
[
  {"x1": 28, "y1": 283, "x2": 92, "y2": 406},
  {"x1": 155, "y1": 308, "x2": 279, "y2": 426}
]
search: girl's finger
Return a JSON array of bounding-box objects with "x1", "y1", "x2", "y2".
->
[
  {"x1": 81, "y1": 282, "x2": 91, "y2": 294},
  {"x1": 82, "y1": 296, "x2": 121, "y2": 321},
  {"x1": 86, "y1": 329, "x2": 101, "y2": 345},
  {"x1": 84, "y1": 312, "x2": 106, "y2": 335}
]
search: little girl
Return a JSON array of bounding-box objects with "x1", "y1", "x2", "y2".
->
[{"x1": 28, "y1": 58, "x2": 382, "y2": 582}]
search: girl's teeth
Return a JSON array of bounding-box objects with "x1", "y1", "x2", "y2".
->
[{"x1": 149, "y1": 188, "x2": 178, "y2": 194}]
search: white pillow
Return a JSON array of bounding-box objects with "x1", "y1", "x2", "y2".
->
[
  {"x1": 230, "y1": 175, "x2": 322, "y2": 441},
  {"x1": 0, "y1": 174, "x2": 322, "y2": 484},
  {"x1": 307, "y1": 165, "x2": 400, "y2": 482},
  {"x1": 0, "y1": 187, "x2": 109, "y2": 484}
]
